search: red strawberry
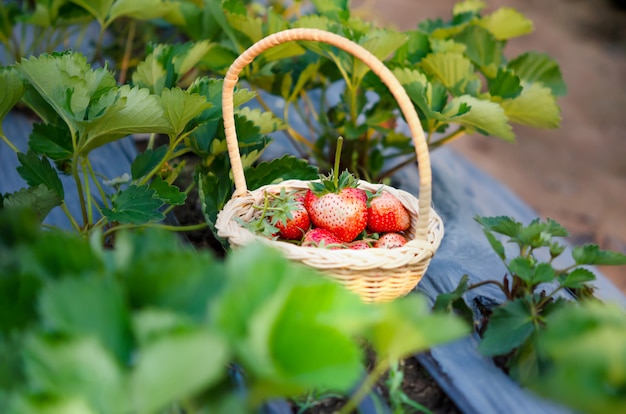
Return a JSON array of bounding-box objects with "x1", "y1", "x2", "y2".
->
[
  {"x1": 245, "y1": 189, "x2": 310, "y2": 240},
  {"x1": 301, "y1": 228, "x2": 343, "y2": 249},
  {"x1": 367, "y1": 191, "x2": 411, "y2": 233},
  {"x1": 374, "y1": 232, "x2": 408, "y2": 249},
  {"x1": 273, "y1": 193, "x2": 310, "y2": 240},
  {"x1": 305, "y1": 171, "x2": 368, "y2": 242}
]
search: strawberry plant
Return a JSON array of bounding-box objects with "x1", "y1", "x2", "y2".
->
[
  {"x1": 435, "y1": 215, "x2": 626, "y2": 412},
  {"x1": 183, "y1": 0, "x2": 567, "y2": 181}
]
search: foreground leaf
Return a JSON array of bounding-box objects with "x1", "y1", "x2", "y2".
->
[
  {"x1": 368, "y1": 294, "x2": 470, "y2": 360},
  {"x1": 2, "y1": 185, "x2": 62, "y2": 221},
  {"x1": 131, "y1": 328, "x2": 229, "y2": 414},
  {"x1": 23, "y1": 335, "x2": 128, "y2": 414},
  {"x1": 531, "y1": 301, "x2": 626, "y2": 414},
  {"x1": 39, "y1": 276, "x2": 133, "y2": 363}
]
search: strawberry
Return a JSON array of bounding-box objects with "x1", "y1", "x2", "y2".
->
[
  {"x1": 301, "y1": 228, "x2": 343, "y2": 249},
  {"x1": 304, "y1": 170, "x2": 368, "y2": 242},
  {"x1": 367, "y1": 191, "x2": 411, "y2": 233},
  {"x1": 273, "y1": 193, "x2": 310, "y2": 240},
  {"x1": 374, "y1": 232, "x2": 408, "y2": 249},
  {"x1": 245, "y1": 189, "x2": 310, "y2": 240},
  {"x1": 346, "y1": 240, "x2": 371, "y2": 250}
]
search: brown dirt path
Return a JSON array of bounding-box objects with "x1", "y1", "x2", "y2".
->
[{"x1": 354, "y1": 0, "x2": 626, "y2": 292}]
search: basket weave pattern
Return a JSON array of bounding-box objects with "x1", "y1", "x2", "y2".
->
[{"x1": 215, "y1": 28, "x2": 444, "y2": 303}]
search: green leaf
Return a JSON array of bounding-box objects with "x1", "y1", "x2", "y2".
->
[
  {"x1": 532, "y1": 301, "x2": 626, "y2": 414},
  {"x1": 225, "y1": 12, "x2": 263, "y2": 44},
  {"x1": 2, "y1": 185, "x2": 62, "y2": 221},
  {"x1": 16, "y1": 151, "x2": 64, "y2": 197},
  {"x1": 479, "y1": 298, "x2": 536, "y2": 356},
  {"x1": 131, "y1": 328, "x2": 229, "y2": 414},
  {"x1": 561, "y1": 268, "x2": 596, "y2": 289},
  {"x1": 421, "y1": 52, "x2": 474, "y2": 91},
  {"x1": 488, "y1": 68, "x2": 522, "y2": 99},
  {"x1": 310, "y1": 0, "x2": 350, "y2": 20},
  {"x1": 433, "y1": 274, "x2": 474, "y2": 326},
  {"x1": 267, "y1": 283, "x2": 365, "y2": 394},
  {"x1": 368, "y1": 294, "x2": 470, "y2": 360},
  {"x1": 393, "y1": 67, "x2": 438, "y2": 119},
  {"x1": 69, "y1": 0, "x2": 113, "y2": 26},
  {"x1": 508, "y1": 52, "x2": 567, "y2": 96},
  {"x1": 23, "y1": 334, "x2": 128, "y2": 414},
  {"x1": 352, "y1": 29, "x2": 408, "y2": 81},
  {"x1": 0, "y1": 68, "x2": 25, "y2": 135},
  {"x1": 197, "y1": 169, "x2": 233, "y2": 240},
  {"x1": 475, "y1": 215, "x2": 521, "y2": 237},
  {"x1": 453, "y1": 0, "x2": 487, "y2": 15},
  {"x1": 131, "y1": 52, "x2": 168, "y2": 94},
  {"x1": 79, "y1": 85, "x2": 172, "y2": 155},
  {"x1": 453, "y1": 25, "x2": 503, "y2": 78},
  {"x1": 148, "y1": 176, "x2": 186, "y2": 206},
  {"x1": 508, "y1": 257, "x2": 533, "y2": 282},
  {"x1": 236, "y1": 107, "x2": 286, "y2": 134},
  {"x1": 245, "y1": 155, "x2": 319, "y2": 191},
  {"x1": 119, "y1": 229, "x2": 225, "y2": 319},
  {"x1": 500, "y1": 82, "x2": 561, "y2": 129},
  {"x1": 18, "y1": 52, "x2": 116, "y2": 135},
  {"x1": 107, "y1": 0, "x2": 172, "y2": 25},
  {"x1": 9, "y1": 394, "x2": 98, "y2": 414},
  {"x1": 160, "y1": 87, "x2": 212, "y2": 137},
  {"x1": 572, "y1": 244, "x2": 626, "y2": 266},
  {"x1": 102, "y1": 185, "x2": 164, "y2": 224},
  {"x1": 476, "y1": 7, "x2": 534, "y2": 40},
  {"x1": 532, "y1": 263, "x2": 557, "y2": 285},
  {"x1": 443, "y1": 95, "x2": 515, "y2": 141},
  {"x1": 130, "y1": 146, "x2": 168, "y2": 180},
  {"x1": 28, "y1": 123, "x2": 73, "y2": 160},
  {"x1": 483, "y1": 229, "x2": 506, "y2": 260},
  {"x1": 39, "y1": 276, "x2": 132, "y2": 363}
]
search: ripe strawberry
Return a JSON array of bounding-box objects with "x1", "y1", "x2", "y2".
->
[
  {"x1": 304, "y1": 170, "x2": 368, "y2": 243},
  {"x1": 301, "y1": 228, "x2": 343, "y2": 249},
  {"x1": 367, "y1": 191, "x2": 411, "y2": 233},
  {"x1": 374, "y1": 232, "x2": 408, "y2": 249},
  {"x1": 270, "y1": 193, "x2": 309, "y2": 240},
  {"x1": 245, "y1": 189, "x2": 310, "y2": 240}
]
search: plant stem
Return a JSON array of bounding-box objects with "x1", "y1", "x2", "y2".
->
[
  {"x1": 71, "y1": 153, "x2": 89, "y2": 228},
  {"x1": 468, "y1": 279, "x2": 509, "y2": 297},
  {"x1": 334, "y1": 136, "x2": 344, "y2": 187},
  {"x1": 338, "y1": 358, "x2": 390, "y2": 414},
  {"x1": 61, "y1": 203, "x2": 81, "y2": 232},
  {"x1": 118, "y1": 20, "x2": 136, "y2": 85},
  {"x1": 429, "y1": 127, "x2": 466, "y2": 150},
  {"x1": 1, "y1": 134, "x2": 19, "y2": 153}
]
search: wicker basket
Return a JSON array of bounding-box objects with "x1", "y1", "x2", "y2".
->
[{"x1": 215, "y1": 28, "x2": 444, "y2": 303}]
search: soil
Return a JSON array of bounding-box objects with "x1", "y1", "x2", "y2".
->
[{"x1": 354, "y1": 0, "x2": 626, "y2": 293}]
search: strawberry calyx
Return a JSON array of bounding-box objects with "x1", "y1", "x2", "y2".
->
[{"x1": 244, "y1": 189, "x2": 309, "y2": 239}]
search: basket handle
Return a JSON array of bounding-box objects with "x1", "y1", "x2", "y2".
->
[{"x1": 222, "y1": 28, "x2": 432, "y2": 239}]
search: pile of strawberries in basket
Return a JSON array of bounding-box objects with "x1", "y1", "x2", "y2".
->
[{"x1": 246, "y1": 170, "x2": 413, "y2": 250}]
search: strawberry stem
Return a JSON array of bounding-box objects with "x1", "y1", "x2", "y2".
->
[{"x1": 334, "y1": 136, "x2": 344, "y2": 188}]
